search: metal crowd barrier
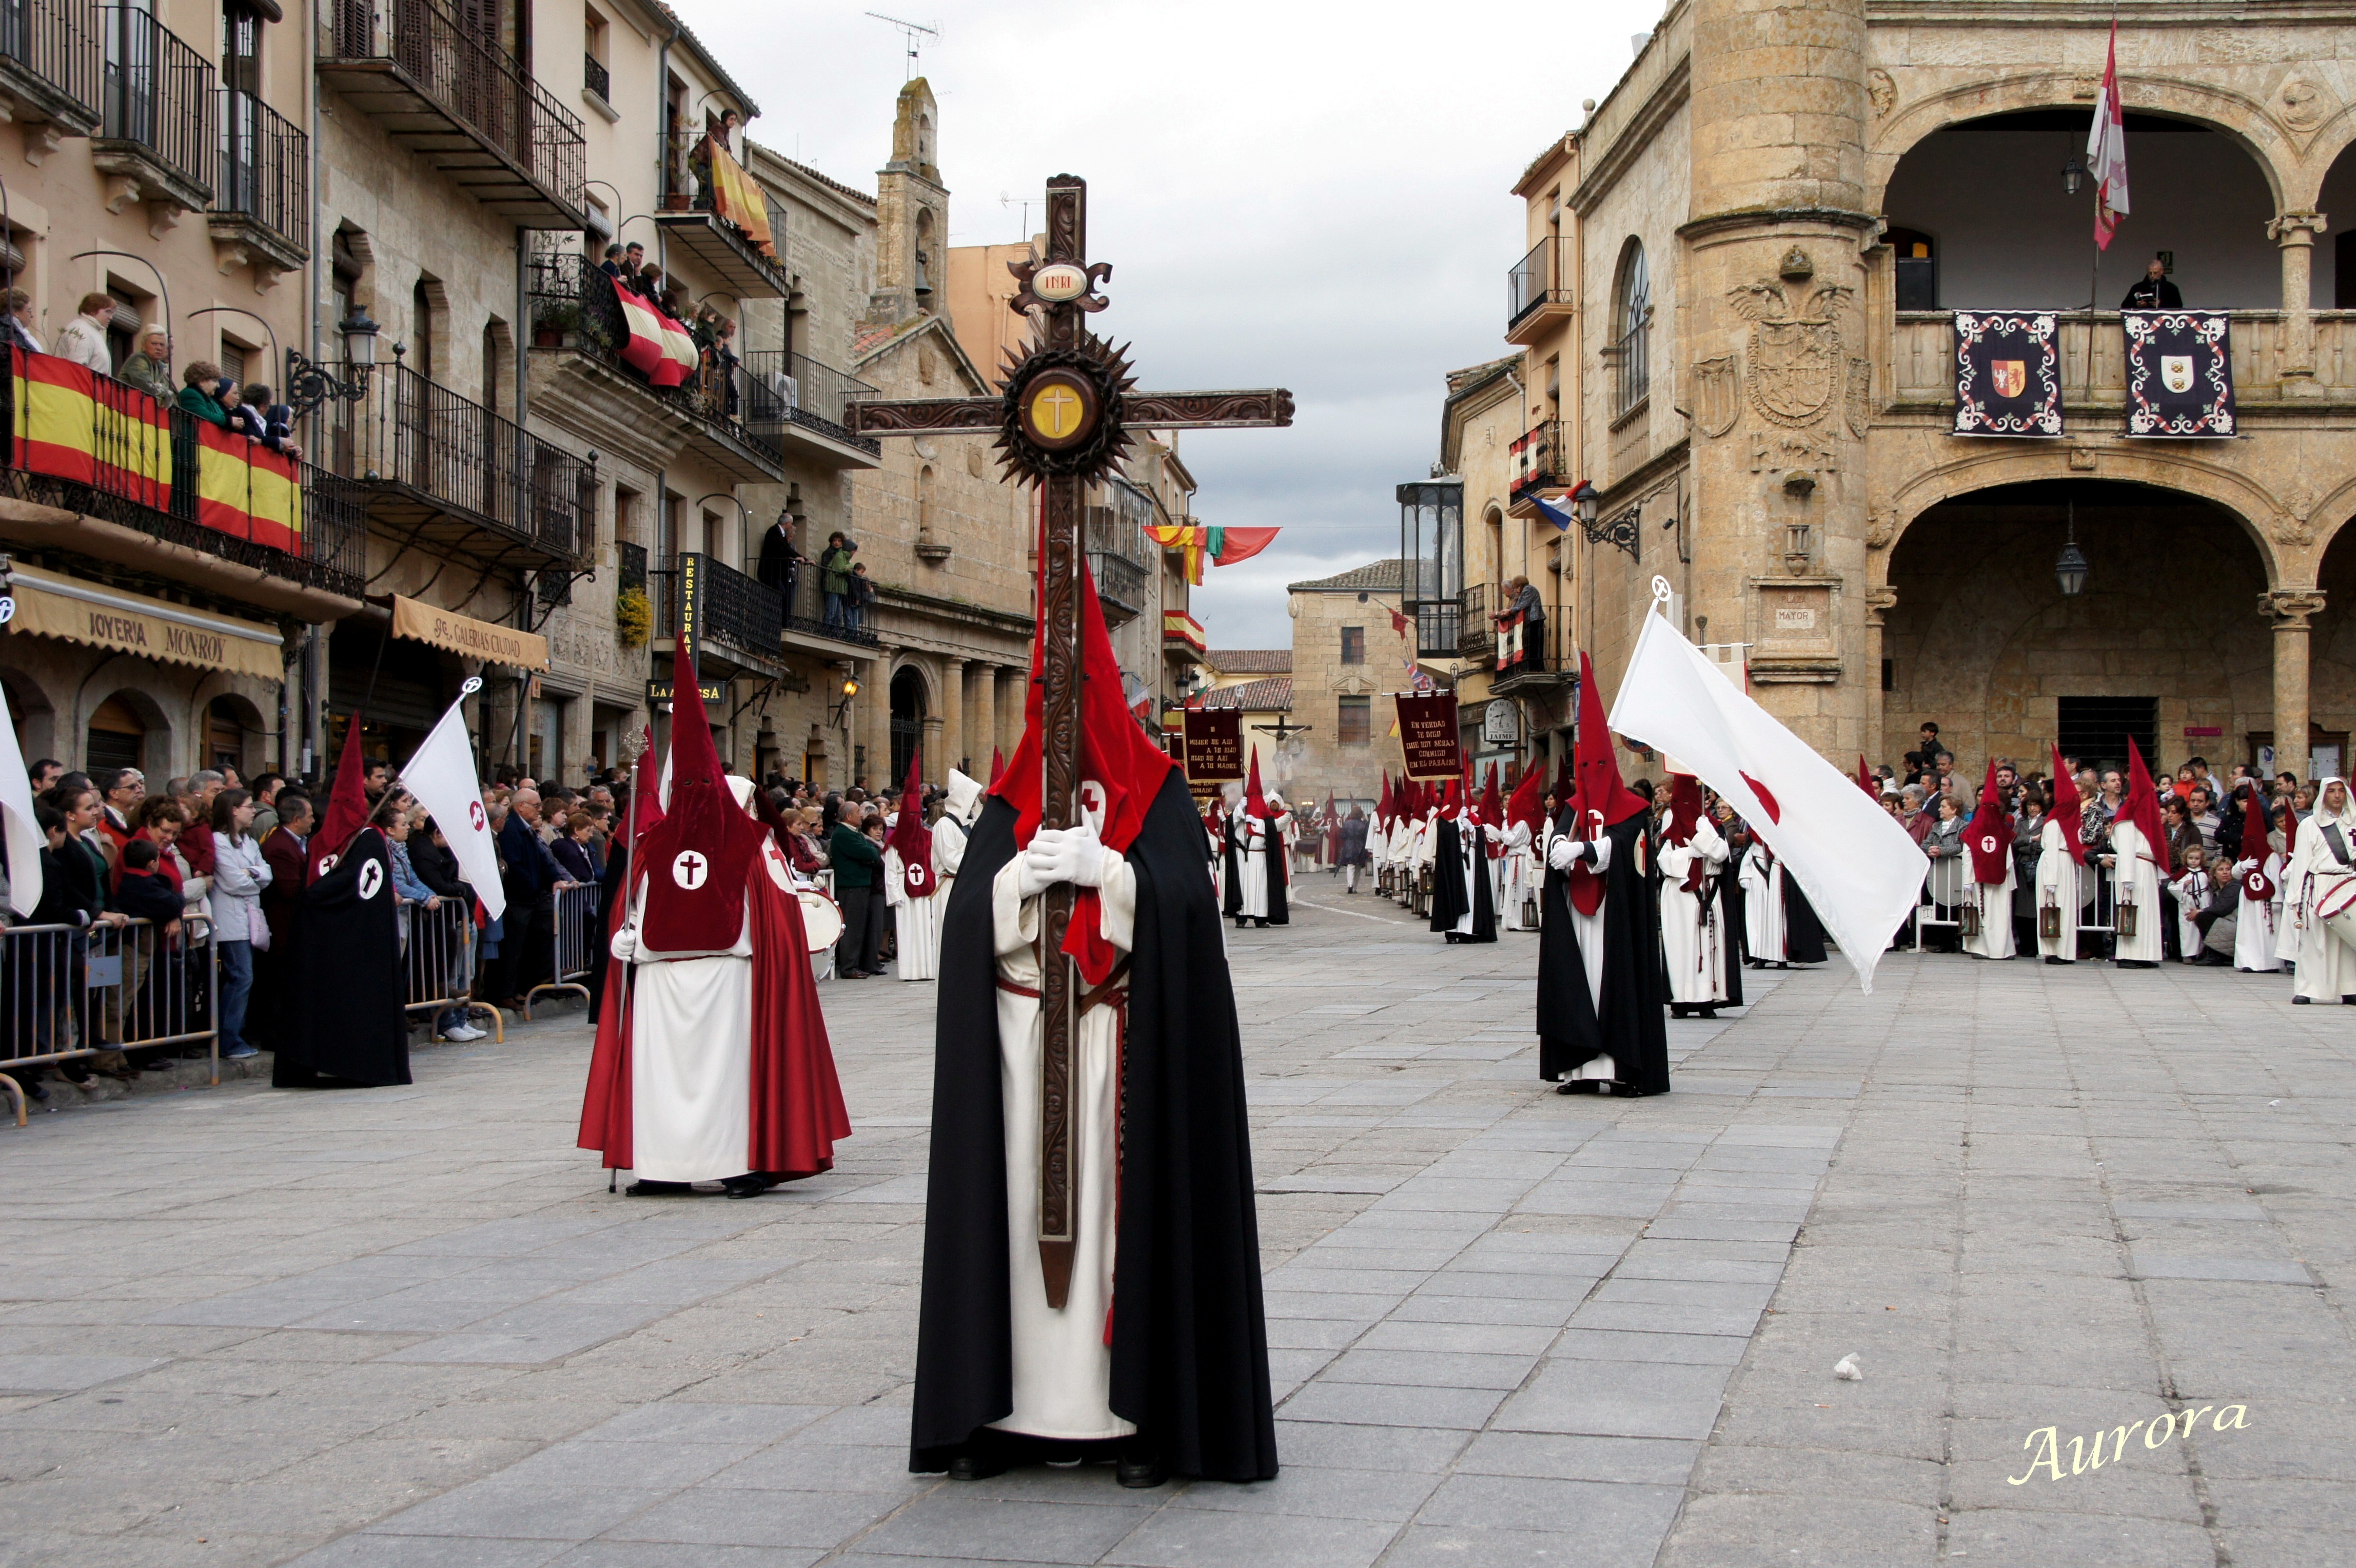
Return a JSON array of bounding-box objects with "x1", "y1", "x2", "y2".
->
[
  {"x1": 403, "y1": 899, "x2": 503, "y2": 1042},
  {"x1": 0, "y1": 917, "x2": 218, "y2": 1126},
  {"x1": 523, "y1": 883, "x2": 597, "y2": 1019},
  {"x1": 1911, "y1": 863, "x2": 2118, "y2": 956}
]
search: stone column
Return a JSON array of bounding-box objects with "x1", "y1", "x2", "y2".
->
[
  {"x1": 995, "y1": 663, "x2": 1025, "y2": 760},
  {"x1": 920, "y1": 711, "x2": 946, "y2": 784},
  {"x1": 1864, "y1": 586, "x2": 1896, "y2": 763},
  {"x1": 860, "y1": 647, "x2": 896, "y2": 791},
  {"x1": 2264, "y1": 590, "x2": 2326, "y2": 777},
  {"x1": 940, "y1": 655, "x2": 967, "y2": 776},
  {"x1": 1685, "y1": 0, "x2": 1872, "y2": 755},
  {"x1": 2270, "y1": 211, "x2": 2328, "y2": 396}
]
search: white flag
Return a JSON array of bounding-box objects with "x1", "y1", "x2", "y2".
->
[
  {"x1": 1606, "y1": 605, "x2": 1927, "y2": 993},
  {"x1": 0, "y1": 704, "x2": 41, "y2": 917},
  {"x1": 399, "y1": 697, "x2": 506, "y2": 922}
]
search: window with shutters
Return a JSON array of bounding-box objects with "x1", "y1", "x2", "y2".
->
[{"x1": 1338, "y1": 696, "x2": 1370, "y2": 746}]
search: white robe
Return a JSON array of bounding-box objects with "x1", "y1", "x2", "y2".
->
[
  {"x1": 1740, "y1": 842, "x2": 1784, "y2": 964},
  {"x1": 2109, "y1": 822, "x2": 2165, "y2": 964},
  {"x1": 617, "y1": 839, "x2": 795, "y2": 1183},
  {"x1": 987, "y1": 850, "x2": 1138, "y2": 1442},
  {"x1": 2171, "y1": 867, "x2": 2215, "y2": 961},
  {"x1": 2286, "y1": 807, "x2": 2356, "y2": 1000},
  {"x1": 934, "y1": 812, "x2": 973, "y2": 944},
  {"x1": 1499, "y1": 821, "x2": 1539, "y2": 931},
  {"x1": 1446, "y1": 818, "x2": 1482, "y2": 937},
  {"x1": 2035, "y1": 819, "x2": 2082, "y2": 961},
  {"x1": 1658, "y1": 819, "x2": 1729, "y2": 1004},
  {"x1": 1560, "y1": 831, "x2": 1615, "y2": 1082},
  {"x1": 1962, "y1": 852, "x2": 2016, "y2": 961},
  {"x1": 883, "y1": 848, "x2": 940, "y2": 981},
  {"x1": 1236, "y1": 812, "x2": 1283, "y2": 920}
]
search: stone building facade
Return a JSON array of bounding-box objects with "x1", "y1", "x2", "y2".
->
[{"x1": 1477, "y1": 0, "x2": 2356, "y2": 782}]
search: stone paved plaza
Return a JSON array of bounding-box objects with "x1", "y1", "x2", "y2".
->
[{"x1": 2, "y1": 889, "x2": 2352, "y2": 1568}]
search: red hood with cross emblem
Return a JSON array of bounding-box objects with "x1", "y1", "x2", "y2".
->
[{"x1": 636, "y1": 634, "x2": 768, "y2": 953}]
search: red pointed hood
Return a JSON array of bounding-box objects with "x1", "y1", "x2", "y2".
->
[
  {"x1": 636, "y1": 634, "x2": 766, "y2": 952},
  {"x1": 1376, "y1": 770, "x2": 1393, "y2": 826},
  {"x1": 1243, "y1": 747, "x2": 1269, "y2": 820},
  {"x1": 886, "y1": 748, "x2": 935, "y2": 897},
  {"x1": 2047, "y1": 744, "x2": 2086, "y2": 865},
  {"x1": 311, "y1": 711, "x2": 374, "y2": 883},
  {"x1": 1481, "y1": 763, "x2": 1502, "y2": 825},
  {"x1": 988, "y1": 523, "x2": 1177, "y2": 985},
  {"x1": 2119, "y1": 738, "x2": 2171, "y2": 868},
  {"x1": 1663, "y1": 774, "x2": 1705, "y2": 846},
  {"x1": 1857, "y1": 755, "x2": 1877, "y2": 796},
  {"x1": 1570, "y1": 651, "x2": 1647, "y2": 834},
  {"x1": 1965, "y1": 759, "x2": 2012, "y2": 882},
  {"x1": 2240, "y1": 782, "x2": 2274, "y2": 864},
  {"x1": 1505, "y1": 762, "x2": 1545, "y2": 836}
]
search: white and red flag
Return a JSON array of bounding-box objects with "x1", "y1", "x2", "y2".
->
[
  {"x1": 2088, "y1": 19, "x2": 2130, "y2": 250},
  {"x1": 399, "y1": 693, "x2": 507, "y2": 921},
  {"x1": 1606, "y1": 599, "x2": 1926, "y2": 992}
]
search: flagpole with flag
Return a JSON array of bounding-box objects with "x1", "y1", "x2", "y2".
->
[
  {"x1": 2084, "y1": 11, "x2": 2130, "y2": 409},
  {"x1": 397, "y1": 677, "x2": 507, "y2": 922}
]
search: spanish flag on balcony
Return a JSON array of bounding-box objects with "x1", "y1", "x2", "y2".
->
[
  {"x1": 705, "y1": 135, "x2": 776, "y2": 259},
  {"x1": 11, "y1": 348, "x2": 172, "y2": 509},
  {"x1": 611, "y1": 284, "x2": 700, "y2": 389},
  {"x1": 1143, "y1": 524, "x2": 1280, "y2": 586}
]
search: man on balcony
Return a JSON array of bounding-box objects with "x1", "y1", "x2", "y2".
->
[
  {"x1": 2121, "y1": 256, "x2": 2184, "y2": 310},
  {"x1": 821, "y1": 534, "x2": 855, "y2": 630},
  {"x1": 1505, "y1": 575, "x2": 1546, "y2": 672},
  {"x1": 53, "y1": 295, "x2": 116, "y2": 375}
]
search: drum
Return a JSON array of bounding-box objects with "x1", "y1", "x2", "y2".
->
[
  {"x1": 2315, "y1": 872, "x2": 2356, "y2": 946},
  {"x1": 797, "y1": 889, "x2": 843, "y2": 952}
]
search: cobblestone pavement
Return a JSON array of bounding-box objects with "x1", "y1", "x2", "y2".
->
[{"x1": 1, "y1": 885, "x2": 2350, "y2": 1567}]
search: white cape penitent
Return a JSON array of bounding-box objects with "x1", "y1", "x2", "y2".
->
[
  {"x1": 1606, "y1": 592, "x2": 1927, "y2": 992},
  {"x1": 399, "y1": 687, "x2": 507, "y2": 921}
]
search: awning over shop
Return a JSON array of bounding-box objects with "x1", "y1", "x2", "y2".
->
[
  {"x1": 389, "y1": 595, "x2": 549, "y2": 670},
  {"x1": 3, "y1": 564, "x2": 283, "y2": 681}
]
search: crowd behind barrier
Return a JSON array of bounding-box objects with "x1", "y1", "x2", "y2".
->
[{"x1": 0, "y1": 916, "x2": 216, "y2": 1123}]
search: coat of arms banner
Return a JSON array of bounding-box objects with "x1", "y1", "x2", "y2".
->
[
  {"x1": 1952, "y1": 311, "x2": 2064, "y2": 438},
  {"x1": 2122, "y1": 310, "x2": 2234, "y2": 438}
]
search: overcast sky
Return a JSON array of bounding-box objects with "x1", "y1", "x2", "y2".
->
[{"x1": 692, "y1": 1, "x2": 1651, "y2": 647}]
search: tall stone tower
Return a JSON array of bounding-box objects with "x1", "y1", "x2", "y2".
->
[
  {"x1": 866, "y1": 78, "x2": 948, "y2": 330},
  {"x1": 1684, "y1": 0, "x2": 1873, "y2": 752}
]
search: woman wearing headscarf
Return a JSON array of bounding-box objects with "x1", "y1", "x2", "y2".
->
[{"x1": 2284, "y1": 777, "x2": 2356, "y2": 1002}]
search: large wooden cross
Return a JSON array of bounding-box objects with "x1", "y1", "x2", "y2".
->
[{"x1": 848, "y1": 175, "x2": 1291, "y2": 1308}]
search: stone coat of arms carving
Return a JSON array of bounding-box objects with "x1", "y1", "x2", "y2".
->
[
  {"x1": 1692, "y1": 355, "x2": 1741, "y2": 439},
  {"x1": 1727, "y1": 280, "x2": 1852, "y2": 429}
]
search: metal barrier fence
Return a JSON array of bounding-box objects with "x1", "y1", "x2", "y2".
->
[
  {"x1": 1910, "y1": 864, "x2": 2118, "y2": 954},
  {"x1": 523, "y1": 883, "x2": 596, "y2": 1018},
  {"x1": 0, "y1": 917, "x2": 217, "y2": 1125},
  {"x1": 402, "y1": 899, "x2": 502, "y2": 1042}
]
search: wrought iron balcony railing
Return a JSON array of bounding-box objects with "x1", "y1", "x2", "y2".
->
[
  {"x1": 1508, "y1": 236, "x2": 1569, "y2": 331},
  {"x1": 320, "y1": 0, "x2": 585, "y2": 224},
  {"x1": 1458, "y1": 582, "x2": 1494, "y2": 663},
  {"x1": 96, "y1": 6, "x2": 214, "y2": 205},
  {"x1": 1508, "y1": 418, "x2": 1564, "y2": 510},
  {"x1": 212, "y1": 88, "x2": 308, "y2": 259},
  {"x1": 582, "y1": 50, "x2": 608, "y2": 102},
  {"x1": 307, "y1": 360, "x2": 587, "y2": 563},
  {"x1": 0, "y1": 0, "x2": 102, "y2": 131}
]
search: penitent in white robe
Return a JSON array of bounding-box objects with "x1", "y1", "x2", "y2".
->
[
  {"x1": 2109, "y1": 822, "x2": 2165, "y2": 964},
  {"x1": 2231, "y1": 852, "x2": 2284, "y2": 972},
  {"x1": 1963, "y1": 860, "x2": 2016, "y2": 961},
  {"x1": 2035, "y1": 820, "x2": 2082, "y2": 962},
  {"x1": 618, "y1": 840, "x2": 794, "y2": 1183},
  {"x1": 883, "y1": 849, "x2": 940, "y2": 981},
  {"x1": 2285, "y1": 810, "x2": 2356, "y2": 1000},
  {"x1": 987, "y1": 851, "x2": 1138, "y2": 1442},
  {"x1": 1562, "y1": 831, "x2": 1616, "y2": 1083},
  {"x1": 1658, "y1": 819, "x2": 1729, "y2": 1004},
  {"x1": 1236, "y1": 813, "x2": 1277, "y2": 920},
  {"x1": 1499, "y1": 821, "x2": 1538, "y2": 931},
  {"x1": 1740, "y1": 842, "x2": 1784, "y2": 965}
]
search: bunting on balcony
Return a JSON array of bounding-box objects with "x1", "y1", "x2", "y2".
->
[
  {"x1": 1952, "y1": 311, "x2": 2064, "y2": 438},
  {"x1": 2123, "y1": 311, "x2": 2233, "y2": 438},
  {"x1": 10, "y1": 349, "x2": 171, "y2": 508},
  {"x1": 1496, "y1": 609, "x2": 1525, "y2": 672},
  {"x1": 611, "y1": 284, "x2": 700, "y2": 389},
  {"x1": 704, "y1": 136, "x2": 776, "y2": 258},
  {"x1": 1144, "y1": 523, "x2": 1280, "y2": 585}
]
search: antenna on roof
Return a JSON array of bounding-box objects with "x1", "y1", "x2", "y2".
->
[
  {"x1": 999, "y1": 190, "x2": 1036, "y2": 243},
  {"x1": 865, "y1": 12, "x2": 939, "y2": 80}
]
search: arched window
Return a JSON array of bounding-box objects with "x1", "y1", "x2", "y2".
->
[
  {"x1": 1613, "y1": 240, "x2": 1650, "y2": 417},
  {"x1": 412, "y1": 277, "x2": 435, "y2": 382}
]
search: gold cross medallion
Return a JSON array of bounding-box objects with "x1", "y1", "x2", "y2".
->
[{"x1": 1020, "y1": 370, "x2": 1096, "y2": 450}]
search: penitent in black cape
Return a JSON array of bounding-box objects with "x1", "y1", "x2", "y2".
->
[
  {"x1": 273, "y1": 827, "x2": 410, "y2": 1088},
  {"x1": 1428, "y1": 817, "x2": 1496, "y2": 942},
  {"x1": 1535, "y1": 810, "x2": 1670, "y2": 1094},
  {"x1": 911, "y1": 769, "x2": 1278, "y2": 1482}
]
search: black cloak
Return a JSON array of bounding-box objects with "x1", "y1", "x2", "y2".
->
[
  {"x1": 274, "y1": 827, "x2": 410, "y2": 1088},
  {"x1": 911, "y1": 770, "x2": 1278, "y2": 1482},
  {"x1": 1260, "y1": 814, "x2": 1289, "y2": 926},
  {"x1": 1714, "y1": 848, "x2": 1746, "y2": 1009},
  {"x1": 1221, "y1": 815, "x2": 1242, "y2": 919},
  {"x1": 1535, "y1": 811, "x2": 1670, "y2": 1095},
  {"x1": 1428, "y1": 818, "x2": 1497, "y2": 942},
  {"x1": 1783, "y1": 872, "x2": 1829, "y2": 965}
]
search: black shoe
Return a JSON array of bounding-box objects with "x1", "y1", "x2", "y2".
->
[
  {"x1": 2294, "y1": 995, "x2": 2312, "y2": 1005},
  {"x1": 947, "y1": 1450, "x2": 1008, "y2": 1482},
  {"x1": 1116, "y1": 1449, "x2": 1168, "y2": 1489},
  {"x1": 625, "y1": 1180, "x2": 695, "y2": 1196},
  {"x1": 721, "y1": 1174, "x2": 769, "y2": 1200},
  {"x1": 1555, "y1": 1080, "x2": 1596, "y2": 1095}
]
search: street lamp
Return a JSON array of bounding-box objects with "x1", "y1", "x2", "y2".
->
[
  {"x1": 284, "y1": 307, "x2": 384, "y2": 417},
  {"x1": 2062, "y1": 154, "x2": 2085, "y2": 198},
  {"x1": 829, "y1": 668, "x2": 860, "y2": 727},
  {"x1": 2056, "y1": 500, "x2": 2090, "y2": 597}
]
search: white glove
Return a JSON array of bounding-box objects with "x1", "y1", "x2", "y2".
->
[
  {"x1": 1017, "y1": 825, "x2": 1115, "y2": 898},
  {"x1": 610, "y1": 924, "x2": 639, "y2": 962},
  {"x1": 2232, "y1": 857, "x2": 2257, "y2": 876},
  {"x1": 1549, "y1": 838, "x2": 1585, "y2": 872}
]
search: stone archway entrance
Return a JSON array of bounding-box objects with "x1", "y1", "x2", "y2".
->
[
  {"x1": 1882, "y1": 479, "x2": 2272, "y2": 774},
  {"x1": 889, "y1": 665, "x2": 926, "y2": 788}
]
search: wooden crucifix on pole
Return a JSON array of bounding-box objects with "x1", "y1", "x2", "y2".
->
[{"x1": 848, "y1": 174, "x2": 1291, "y2": 1308}]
